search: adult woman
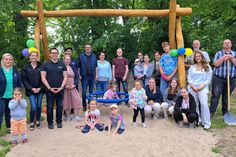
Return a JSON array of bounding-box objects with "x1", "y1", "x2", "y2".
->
[
  {"x1": 0, "y1": 53, "x2": 21, "y2": 131},
  {"x1": 21, "y1": 51, "x2": 44, "y2": 130},
  {"x1": 143, "y1": 55, "x2": 154, "y2": 86},
  {"x1": 63, "y1": 55, "x2": 82, "y2": 121},
  {"x1": 96, "y1": 52, "x2": 112, "y2": 92},
  {"x1": 173, "y1": 88, "x2": 198, "y2": 128},
  {"x1": 132, "y1": 51, "x2": 144, "y2": 80},
  {"x1": 144, "y1": 78, "x2": 163, "y2": 119},
  {"x1": 152, "y1": 51, "x2": 162, "y2": 87},
  {"x1": 161, "y1": 79, "x2": 180, "y2": 118},
  {"x1": 187, "y1": 50, "x2": 212, "y2": 129}
]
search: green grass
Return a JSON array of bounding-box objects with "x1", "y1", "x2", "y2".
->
[{"x1": 211, "y1": 146, "x2": 221, "y2": 154}]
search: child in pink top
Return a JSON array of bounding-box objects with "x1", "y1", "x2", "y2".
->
[{"x1": 103, "y1": 83, "x2": 119, "y2": 99}]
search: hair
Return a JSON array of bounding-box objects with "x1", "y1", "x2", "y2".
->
[
  {"x1": 148, "y1": 78, "x2": 156, "y2": 94},
  {"x1": 168, "y1": 79, "x2": 179, "y2": 95},
  {"x1": 87, "y1": 99, "x2": 97, "y2": 114},
  {"x1": 99, "y1": 51, "x2": 105, "y2": 55},
  {"x1": 29, "y1": 52, "x2": 38, "y2": 56},
  {"x1": 138, "y1": 51, "x2": 143, "y2": 55},
  {"x1": 64, "y1": 47, "x2": 73, "y2": 52},
  {"x1": 1, "y1": 53, "x2": 14, "y2": 68},
  {"x1": 116, "y1": 48, "x2": 123, "y2": 52},
  {"x1": 161, "y1": 41, "x2": 170, "y2": 48},
  {"x1": 109, "y1": 82, "x2": 117, "y2": 89},
  {"x1": 49, "y1": 47, "x2": 59, "y2": 54},
  {"x1": 134, "y1": 79, "x2": 142, "y2": 86},
  {"x1": 13, "y1": 88, "x2": 23, "y2": 95},
  {"x1": 193, "y1": 50, "x2": 209, "y2": 71}
]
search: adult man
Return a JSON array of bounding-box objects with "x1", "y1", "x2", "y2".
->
[
  {"x1": 210, "y1": 39, "x2": 236, "y2": 116},
  {"x1": 112, "y1": 48, "x2": 129, "y2": 94},
  {"x1": 78, "y1": 44, "x2": 97, "y2": 111},
  {"x1": 41, "y1": 48, "x2": 67, "y2": 129},
  {"x1": 185, "y1": 40, "x2": 211, "y2": 68}
]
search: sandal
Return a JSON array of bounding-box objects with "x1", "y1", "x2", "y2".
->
[
  {"x1": 22, "y1": 139, "x2": 28, "y2": 144},
  {"x1": 11, "y1": 140, "x2": 17, "y2": 147}
]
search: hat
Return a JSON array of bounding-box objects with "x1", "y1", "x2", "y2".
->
[
  {"x1": 110, "y1": 104, "x2": 118, "y2": 109},
  {"x1": 135, "y1": 58, "x2": 141, "y2": 63}
]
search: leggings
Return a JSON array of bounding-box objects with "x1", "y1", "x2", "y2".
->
[{"x1": 133, "y1": 108, "x2": 145, "y2": 123}]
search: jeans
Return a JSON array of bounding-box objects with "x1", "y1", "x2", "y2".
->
[
  {"x1": 82, "y1": 76, "x2": 95, "y2": 110},
  {"x1": 96, "y1": 81, "x2": 109, "y2": 92},
  {"x1": 45, "y1": 91, "x2": 64, "y2": 125},
  {"x1": 160, "y1": 77, "x2": 169, "y2": 95},
  {"x1": 210, "y1": 76, "x2": 236, "y2": 115},
  {"x1": 29, "y1": 92, "x2": 43, "y2": 123},
  {"x1": 0, "y1": 98, "x2": 11, "y2": 129},
  {"x1": 115, "y1": 77, "x2": 128, "y2": 93},
  {"x1": 82, "y1": 123, "x2": 104, "y2": 133},
  {"x1": 104, "y1": 126, "x2": 125, "y2": 134}
]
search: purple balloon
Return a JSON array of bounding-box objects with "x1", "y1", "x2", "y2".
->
[{"x1": 22, "y1": 48, "x2": 29, "y2": 57}]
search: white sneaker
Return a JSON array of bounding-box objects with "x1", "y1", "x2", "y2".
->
[
  {"x1": 74, "y1": 116, "x2": 83, "y2": 122},
  {"x1": 70, "y1": 115, "x2": 75, "y2": 121},
  {"x1": 132, "y1": 122, "x2": 137, "y2": 127},
  {"x1": 153, "y1": 116, "x2": 158, "y2": 120},
  {"x1": 142, "y1": 123, "x2": 147, "y2": 128},
  {"x1": 203, "y1": 125, "x2": 210, "y2": 130}
]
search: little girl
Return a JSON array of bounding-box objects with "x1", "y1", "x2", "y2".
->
[
  {"x1": 9, "y1": 88, "x2": 28, "y2": 146},
  {"x1": 82, "y1": 100, "x2": 104, "y2": 133},
  {"x1": 129, "y1": 80, "x2": 148, "y2": 128},
  {"x1": 105, "y1": 104, "x2": 125, "y2": 135},
  {"x1": 103, "y1": 83, "x2": 119, "y2": 99}
]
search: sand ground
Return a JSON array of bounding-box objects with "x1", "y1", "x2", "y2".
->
[{"x1": 5, "y1": 105, "x2": 222, "y2": 157}]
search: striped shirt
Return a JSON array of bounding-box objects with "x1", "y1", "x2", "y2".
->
[{"x1": 213, "y1": 50, "x2": 236, "y2": 78}]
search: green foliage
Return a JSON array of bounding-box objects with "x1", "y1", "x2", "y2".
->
[{"x1": 211, "y1": 146, "x2": 221, "y2": 154}]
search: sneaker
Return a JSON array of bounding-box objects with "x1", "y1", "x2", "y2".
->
[
  {"x1": 11, "y1": 140, "x2": 17, "y2": 147},
  {"x1": 7, "y1": 128, "x2": 11, "y2": 134},
  {"x1": 22, "y1": 138, "x2": 28, "y2": 144},
  {"x1": 153, "y1": 116, "x2": 158, "y2": 120},
  {"x1": 57, "y1": 123, "x2": 62, "y2": 128},
  {"x1": 189, "y1": 123, "x2": 195, "y2": 128},
  {"x1": 74, "y1": 116, "x2": 83, "y2": 122},
  {"x1": 48, "y1": 124, "x2": 54, "y2": 129},
  {"x1": 70, "y1": 115, "x2": 75, "y2": 121},
  {"x1": 178, "y1": 121, "x2": 184, "y2": 127},
  {"x1": 142, "y1": 123, "x2": 147, "y2": 128},
  {"x1": 83, "y1": 107, "x2": 87, "y2": 112},
  {"x1": 29, "y1": 124, "x2": 35, "y2": 131},
  {"x1": 36, "y1": 123, "x2": 42, "y2": 129},
  {"x1": 132, "y1": 122, "x2": 137, "y2": 127},
  {"x1": 203, "y1": 125, "x2": 210, "y2": 130}
]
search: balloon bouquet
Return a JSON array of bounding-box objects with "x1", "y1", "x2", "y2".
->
[
  {"x1": 21, "y1": 39, "x2": 38, "y2": 57},
  {"x1": 161, "y1": 47, "x2": 193, "y2": 80}
]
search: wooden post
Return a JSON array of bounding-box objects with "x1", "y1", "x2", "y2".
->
[
  {"x1": 20, "y1": 8, "x2": 192, "y2": 17},
  {"x1": 168, "y1": 0, "x2": 176, "y2": 49},
  {"x1": 176, "y1": 5, "x2": 186, "y2": 87},
  {"x1": 34, "y1": 19, "x2": 41, "y2": 61},
  {"x1": 37, "y1": 0, "x2": 50, "y2": 61}
]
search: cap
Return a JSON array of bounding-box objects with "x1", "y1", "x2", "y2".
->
[{"x1": 110, "y1": 104, "x2": 118, "y2": 109}]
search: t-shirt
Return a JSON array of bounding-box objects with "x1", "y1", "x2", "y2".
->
[
  {"x1": 160, "y1": 53, "x2": 178, "y2": 75},
  {"x1": 109, "y1": 113, "x2": 125, "y2": 129},
  {"x1": 41, "y1": 60, "x2": 67, "y2": 88},
  {"x1": 85, "y1": 109, "x2": 100, "y2": 123},
  {"x1": 2, "y1": 67, "x2": 13, "y2": 98},
  {"x1": 112, "y1": 57, "x2": 128, "y2": 78},
  {"x1": 103, "y1": 89, "x2": 119, "y2": 99}
]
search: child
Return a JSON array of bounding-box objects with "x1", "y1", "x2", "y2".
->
[
  {"x1": 103, "y1": 83, "x2": 119, "y2": 99},
  {"x1": 134, "y1": 58, "x2": 144, "y2": 80},
  {"x1": 9, "y1": 88, "x2": 28, "y2": 146},
  {"x1": 129, "y1": 80, "x2": 148, "y2": 128},
  {"x1": 105, "y1": 104, "x2": 125, "y2": 135},
  {"x1": 82, "y1": 100, "x2": 104, "y2": 133}
]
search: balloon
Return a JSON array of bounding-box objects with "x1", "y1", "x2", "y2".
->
[
  {"x1": 29, "y1": 47, "x2": 37, "y2": 53},
  {"x1": 26, "y1": 39, "x2": 35, "y2": 48},
  {"x1": 178, "y1": 47, "x2": 186, "y2": 55},
  {"x1": 22, "y1": 48, "x2": 29, "y2": 57},
  {"x1": 185, "y1": 48, "x2": 193, "y2": 56},
  {"x1": 170, "y1": 49, "x2": 178, "y2": 57}
]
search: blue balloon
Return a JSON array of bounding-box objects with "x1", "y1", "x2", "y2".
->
[
  {"x1": 178, "y1": 47, "x2": 186, "y2": 55},
  {"x1": 22, "y1": 48, "x2": 29, "y2": 57}
]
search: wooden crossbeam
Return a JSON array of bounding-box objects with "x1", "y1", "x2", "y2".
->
[{"x1": 20, "y1": 8, "x2": 192, "y2": 17}]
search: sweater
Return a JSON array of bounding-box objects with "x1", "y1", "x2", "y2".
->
[
  {"x1": 144, "y1": 85, "x2": 163, "y2": 103},
  {"x1": 9, "y1": 99, "x2": 27, "y2": 120},
  {"x1": 97, "y1": 60, "x2": 112, "y2": 81}
]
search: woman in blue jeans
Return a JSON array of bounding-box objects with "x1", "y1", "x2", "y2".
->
[
  {"x1": 0, "y1": 53, "x2": 22, "y2": 132},
  {"x1": 96, "y1": 52, "x2": 112, "y2": 92},
  {"x1": 21, "y1": 51, "x2": 44, "y2": 130}
]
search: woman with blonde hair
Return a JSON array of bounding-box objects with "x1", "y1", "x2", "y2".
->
[{"x1": 0, "y1": 53, "x2": 22, "y2": 132}]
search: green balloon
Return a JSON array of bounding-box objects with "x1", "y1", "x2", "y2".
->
[
  {"x1": 170, "y1": 49, "x2": 178, "y2": 57},
  {"x1": 26, "y1": 39, "x2": 35, "y2": 48}
]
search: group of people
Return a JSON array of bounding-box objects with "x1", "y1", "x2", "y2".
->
[{"x1": 0, "y1": 39, "x2": 235, "y2": 146}]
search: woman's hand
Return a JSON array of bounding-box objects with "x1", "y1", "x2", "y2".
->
[{"x1": 182, "y1": 113, "x2": 188, "y2": 123}]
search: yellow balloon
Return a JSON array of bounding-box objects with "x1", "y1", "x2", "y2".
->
[
  {"x1": 29, "y1": 47, "x2": 37, "y2": 53},
  {"x1": 185, "y1": 48, "x2": 193, "y2": 56}
]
